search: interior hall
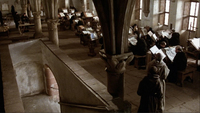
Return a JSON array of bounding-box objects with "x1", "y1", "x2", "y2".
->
[{"x1": 0, "y1": 0, "x2": 199, "y2": 112}]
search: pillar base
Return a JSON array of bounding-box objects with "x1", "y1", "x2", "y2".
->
[{"x1": 33, "y1": 32, "x2": 44, "y2": 39}]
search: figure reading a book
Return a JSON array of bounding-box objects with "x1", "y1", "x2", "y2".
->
[
  {"x1": 156, "y1": 35, "x2": 169, "y2": 49},
  {"x1": 167, "y1": 45, "x2": 187, "y2": 83},
  {"x1": 129, "y1": 31, "x2": 147, "y2": 65},
  {"x1": 137, "y1": 66, "x2": 163, "y2": 113}
]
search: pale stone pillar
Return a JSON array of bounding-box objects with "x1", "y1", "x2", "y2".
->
[
  {"x1": 21, "y1": 5, "x2": 28, "y2": 15},
  {"x1": 20, "y1": 0, "x2": 28, "y2": 14},
  {"x1": 65, "y1": 0, "x2": 70, "y2": 9},
  {"x1": 42, "y1": 0, "x2": 59, "y2": 46},
  {"x1": 29, "y1": 0, "x2": 44, "y2": 38},
  {"x1": 47, "y1": 19, "x2": 59, "y2": 47},
  {"x1": 83, "y1": 0, "x2": 87, "y2": 11},
  {"x1": 32, "y1": 11, "x2": 44, "y2": 38}
]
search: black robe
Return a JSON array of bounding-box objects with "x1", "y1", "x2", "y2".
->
[
  {"x1": 168, "y1": 52, "x2": 187, "y2": 82},
  {"x1": 131, "y1": 38, "x2": 148, "y2": 56},
  {"x1": 137, "y1": 74, "x2": 163, "y2": 113}
]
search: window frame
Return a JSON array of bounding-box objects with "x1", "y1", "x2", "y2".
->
[
  {"x1": 158, "y1": 0, "x2": 170, "y2": 26},
  {"x1": 135, "y1": 0, "x2": 142, "y2": 20},
  {"x1": 182, "y1": 1, "x2": 199, "y2": 31}
]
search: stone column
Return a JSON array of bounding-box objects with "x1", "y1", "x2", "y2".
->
[
  {"x1": 42, "y1": 0, "x2": 59, "y2": 46},
  {"x1": 99, "y1": 51, "x2": 133, "y2": 98},
  {"x1": 92, "y1": 0, "x2": 135, "y2": 99},
  {"x1": 47, "y1": 19, "x2": 59, "y2": 46},
  {"x1": 32, "y1": 11, "x2": 44, "y2": 38},
  {"x1": 29, "y1": 0, "x2": 44, "y2": 38},
  {"x1": 65, "y1": 0, "x2": 70, "y2": 9},
  {"x1": 21, "y1": 5, "x2": 28, "y2": 15},
  {"x1": 21, "y1": 0, "x2": 28, "y2": 14},
  {"x1": 83, "y1": 0, "x2": 87, "y2": 11}
]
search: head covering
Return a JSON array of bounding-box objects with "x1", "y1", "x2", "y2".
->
[{"x1": 176, "y1": 45, "x2": 183, "y2": 52}]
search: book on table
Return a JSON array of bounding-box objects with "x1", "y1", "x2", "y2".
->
[
  {"x1": 128, "y1": 35, "x2": 137, "y2": 45},
  {"x1": 59, "y1": 12, "x2": 65, "y2": 17},
  {"x1": 62, "y1": 9, "x2": 68, "y2": 13},
  {"x1": 148, "y1": 31, "x2": 158, "y2": 42},
  {"x1": 164, "y1": 46, "x2": 177, "y2": 62},
  {"x1": 90, "y1": 32, "x2": 98, "y2": 41},
  {"x1": 150, "y1": 45, "x2": 166, "y2": 60},
  {"x1": 189, "y1": 38, "x2": 200, "y2": 50},
  {"x1": 140, "y1": 27, "x2": 148, "y2": 36}
]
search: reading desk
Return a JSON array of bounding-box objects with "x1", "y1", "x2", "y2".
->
[
  {"x1": 186, "y1": 38, "x2": 200, "y2": 67},
  {"x1": 18, "y1": 23, "x2": 34, "y2": 34}
]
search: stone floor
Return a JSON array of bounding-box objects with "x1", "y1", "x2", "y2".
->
[{"x1": 0, "y1": 20, "x2": 200, "y2": 112}]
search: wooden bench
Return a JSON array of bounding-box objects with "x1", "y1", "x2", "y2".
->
[
  {"x1": 134, "y1": 55, "x2": 146, "y2": 69},
  {"x1": 176, "y1": 66, "x2": 195, "y2": 87}
]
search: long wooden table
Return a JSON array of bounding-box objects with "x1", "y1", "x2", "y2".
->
[{"x1": 18, "y1": 23, "x2": 34, "y2": 34}]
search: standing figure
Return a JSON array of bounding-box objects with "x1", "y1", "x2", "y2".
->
[
  {"x1": 11, "y1": 5, "x2": 15, "y2": 17},
  {"x1": 14, "y1": 12, "x2": 20, "y2": 28},
  {"x1": 129, "y1": 32, "x2": 148, "y2": 65},
  {"x1": 147, "y1": 53, "x2": 170, "y2": 112},
  {"x1": 137, "y1": 66, "x2": 163, "y2": 113}
]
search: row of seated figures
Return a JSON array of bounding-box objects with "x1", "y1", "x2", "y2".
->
[
  {"x1": 58, "y1": 8, "x2": 99, "y2": 32},
  {"x1": 128, "y1": 25, "x2": 198, "y2": 87},
  {"x1": 58, "y1": 8, "x2": 102, "y2": 57},
  {"x1": 128, "y1": 25, "x2": 180, "y2": 69},
  {"x1": 76, "y1": 25, "x2": 102, "y2": 57}
]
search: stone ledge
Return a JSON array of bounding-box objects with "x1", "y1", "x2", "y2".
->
[{"x1": 0, "y1": 45, "x2": 25, "y2": 112}]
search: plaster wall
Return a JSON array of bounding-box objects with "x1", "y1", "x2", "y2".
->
[
  {"x1": 72, "y1": 0, "x2": 84, "y2": 11},
  {"x1": 9, "y1": 40, "x2": 44, "y2": 97},
  {"x1": 40, "y1": 40, "x2": 118, "y2": 112},
  {"x1": 59, "y1": 0, "x2": 65, "y2": 9}
]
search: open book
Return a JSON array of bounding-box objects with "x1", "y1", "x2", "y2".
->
[
  {"x1": 84, "y1": 12, "x2": 93, "y2": 18},
  {"x1": 59, "y1": 12, "x2": 65, "y2": 17},
  {"x1": 148, "y1": 31, "x2": 158, "y2": 42},
  {"x1": 140, "y1": 27, "x2": 148, "y2": 36},
  {"x1": 189, "y1": 38, "x2": 200, "y2": 50},
  {"x1": 128, "y1": 35, "x2": 137, "y2": 45},
  {"x1": 150, "y1": 45, "x2": 166, "y2": 60},
  {"x1": 164, "y1": 47, "x2": 177, "y2": 62},
  {"x1": 62, "y1": 9, "x2": 68, "y2": 13},
  {"x1": 82, "y1": 30, "x2": 90, "y2": 34}
]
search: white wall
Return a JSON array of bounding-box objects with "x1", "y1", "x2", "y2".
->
[{"x1": 9, "y1": 40, "x2": 44, "y2": 97}]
